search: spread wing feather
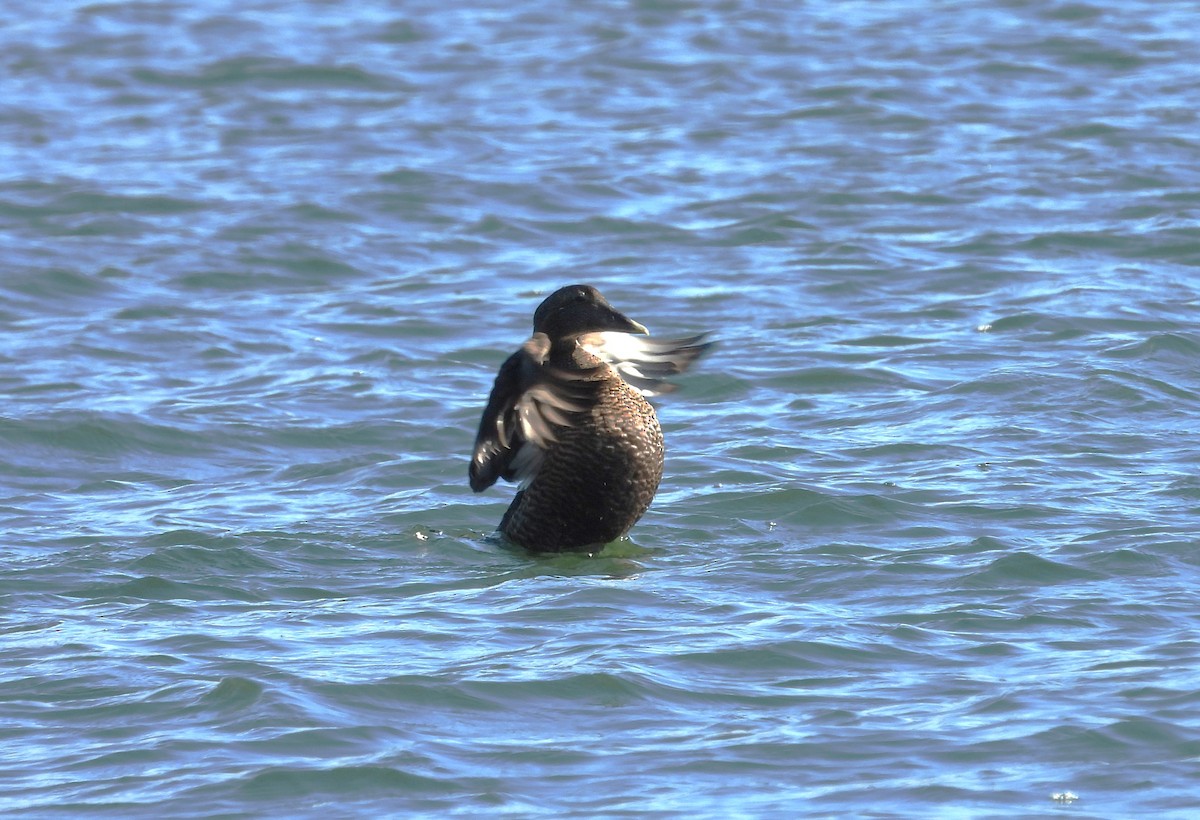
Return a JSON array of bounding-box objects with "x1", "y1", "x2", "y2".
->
[
  {"x1": 469, "y1": 334, "x2": 596, "y2": 492},
  {"x1": 582, "y1": 332, "x2": 713, "y2": 397},
  {"x1": 470, "y1": 331, "x2": 712, "y2": 492}
]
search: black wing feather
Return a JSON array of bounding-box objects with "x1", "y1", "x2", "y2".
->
[
  {"x1": 469, "y1": 349, "x2": 526, "y2": 492},
  {"x1": 469, "y1": 335, "x2": 596, "y2": 492}
]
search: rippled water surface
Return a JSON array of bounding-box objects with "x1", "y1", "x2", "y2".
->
[{"x1": 4, "y1": 1, "x2": 1200, "y2": 816}]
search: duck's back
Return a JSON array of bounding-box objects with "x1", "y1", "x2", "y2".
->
[{"x1": 499, "y1": 373, "x2": 664, "y2": 551}]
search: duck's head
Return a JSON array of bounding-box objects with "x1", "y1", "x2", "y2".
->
[{"x1": 532, "y1": 284, "x2": 648, "y2": 340}]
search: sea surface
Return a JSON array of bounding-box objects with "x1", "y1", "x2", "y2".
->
[{"x1": 3, "y1": 1, "x2": 1199, "y2": 816}]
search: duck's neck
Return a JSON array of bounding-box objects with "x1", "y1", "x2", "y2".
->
[{"x1": 549, "y1": 337, "x2": 606, "y2": 373}]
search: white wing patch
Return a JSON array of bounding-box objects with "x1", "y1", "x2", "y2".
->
[
  {"x1": 507, "y1": 441, "x2": 544, "y2": 487},
  {"x1": 581, "y1": 331, "x2": 711, "y2": 397}
]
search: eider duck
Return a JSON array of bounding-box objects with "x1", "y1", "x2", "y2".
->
[{"x1": 469, "y1": 284, "x2": 711, "y2": 552}]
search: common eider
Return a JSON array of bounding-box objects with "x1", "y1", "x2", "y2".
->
[{"x1": 469, "y1": 284, "x2": 710, "y2": 552}]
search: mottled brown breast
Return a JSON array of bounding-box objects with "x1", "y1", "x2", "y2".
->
[{"x1": 498, "y1": 369, "x2": 664, "y2": 551}]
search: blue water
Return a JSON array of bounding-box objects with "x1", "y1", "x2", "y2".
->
[{"x1": 3, "y1": 1, "x2": 1200, "y2": 816}]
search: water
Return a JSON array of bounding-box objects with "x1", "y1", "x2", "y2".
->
[{"x1": 3, "y1": 0, "x2": 1199, "y2": 816}]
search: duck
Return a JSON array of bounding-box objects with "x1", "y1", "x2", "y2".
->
[{"x1": 469, "y1": 284, "x2": 711, "y2": 552}]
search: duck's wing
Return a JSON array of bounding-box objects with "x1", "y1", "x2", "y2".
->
[
  {"x1": 580, "y1": 332, "x2": 713, "y2": 397},
  {"x1": 469, "y1": 333, "x2": 595, "y2": 492}
]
